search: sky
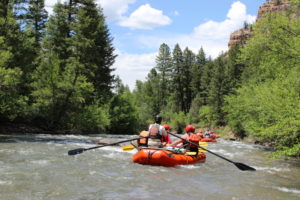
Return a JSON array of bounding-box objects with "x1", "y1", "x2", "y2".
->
[{"x1": 44, "y1": 0, "x2": 266, "y2": 90}]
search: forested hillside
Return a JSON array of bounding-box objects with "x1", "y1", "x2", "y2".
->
[
  {"x1": 0, "y1": 0, "x2": 299, "y2": 157},
  {"x1": 0, "y1": 0, "x2": 117, "y2": 133}
]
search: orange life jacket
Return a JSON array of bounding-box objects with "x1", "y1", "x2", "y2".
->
[
  {"x1": 183, "y1": 133, "x2": 200, "y2": 151},
  {"x1": 138, "y1": 131, "x2": 149, "y2": 146},
  {"x1": 188, "y1": 134, "x2": 201, "y2": 148}
]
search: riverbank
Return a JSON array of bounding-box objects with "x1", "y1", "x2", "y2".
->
[{"x1": 0, "y1": 122, "x2": 72, "y2": 135}]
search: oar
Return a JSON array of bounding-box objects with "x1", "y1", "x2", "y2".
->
[
  {"x1": 122, "y1": 144, "x2": 136, "y2": 151},
  {"x1": 68, "y1": 136, "x2": 148, "y2": 156},
  {"x1": 168, "y1": 132, "x2": 256, "y2": 171},
  {"x1": 199, "y1": 141, "x2": 208, "y2": 146}
]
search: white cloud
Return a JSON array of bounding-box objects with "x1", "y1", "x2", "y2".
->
[
  {"x1": 98, "y1": 0, "x2": 136, "y2": 21},
  {"x1": 45, "y1": 0, "x2": 136, "y2": 20},
  {"x1": 136, "y1": 1, "x2": 256, "y2": 58},
  {"x1": 114, "y1": 1, "x2": 257, "y2": 89},
  {"x1": 173, "y1": 11, "x2": 180, "y2": 16},
  {"x1": 44, "y1": 0, "x2": 61, "y2": 15},
  {"x1": 113, "y1": 50, "x2": 157, "y2": 90},
  {"x1": 118, "y1": 4, "x2": 172, "y2": 29}
]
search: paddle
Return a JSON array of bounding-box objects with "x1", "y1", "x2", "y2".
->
[
  {"x1": 199, "y1": 141, "x2": 208, "y2": 146},
  {"x1": 168, "y1": 132, "x2": 256, "y2": 171},
  {"x1": 122, "y1": 144, "x2": 136, "y2": 151},
  {"x1": 68, "y1": 136, "x2": 148, "y2": 156}
]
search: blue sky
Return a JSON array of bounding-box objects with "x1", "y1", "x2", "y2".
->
[{"x1": 45, "y1": 0, "x2": 266, "y2": 90}]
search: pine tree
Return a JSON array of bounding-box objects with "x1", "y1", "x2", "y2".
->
[
  {"x1": 189, "y1": 47, "x2": 206, "y2": 122},
  {"x1": 199, "y1": 57, "x2": 213, "y2": 106},
  {"x1": 155, "y1": 43, "x2": 172, "y2": 107},
  {"x1": 208, "y1": 54, "x2": 228, "y2": 125},
  {"x1": 30, "y1": 2, "x2": 94, "y2": 129},
  {"x1": 226, "y1": 44, "x2": 245, "y2": 93},
  {"x1": 25, "y1": 0, "x2": 48, "y2": 46},
  {"x1": 0, "y1": 0, "x2": 28, "y2": 120},
  {"x1": 171, "y1": 44, "x2": 184, "y2": 113},
  {"x1": 108, "y1": 92, "x2": 138, "y2": 134},
  {"x1": 182, "y1": 47, "x2": 195, "y2": 113},
  {"x1": 72, "y1": 0, "x2": 116, "y2": 103},
  {"x1": 20, "y1": 0, "x2": 48, "y2": 96},
  {"x1": 191, "y1": 47, "x2": 206, "y2": 96},
  {"x1": 43, "y1": 2, "x2": 71, "y2": 68}
]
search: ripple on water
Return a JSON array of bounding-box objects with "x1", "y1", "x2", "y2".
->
[
  {"x1": 30, "y1": 159, "x2": 50, "y2": 166},
  {"x1": 0, "y1": 180, "x2": 12, "y2": 185},
  {"x1": 1, "y1": 134, "x2": 299, "y2": 200},
  {"x1": 273, "y1": 186, "x2": 300, "y2": 196},
  {"x1": 255, "y1": 166, "x2": 291, "y2": 174}
]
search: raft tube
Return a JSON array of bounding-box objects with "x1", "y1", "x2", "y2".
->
[
  {"x1": 132, "y1": 148, "x2": 206, "y2": 167},
  {"x1": 200, "y1": 138, "x2": 217, "y2": 142}
]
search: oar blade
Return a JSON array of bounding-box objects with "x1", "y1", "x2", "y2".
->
[
  {"x1": 199, "y1": 142, "x2": 208, "y2": 146},
  {"x1": 234, "y1": 162, "x2": 256, "y2": 171},
  {"x1": 68, "y1": 148, "x2": 86, "y2": 156},
  {"x1": 198, "y1": 148, "x2": 208, "y2": 153},
  {"x1": 122, "y1": 144, "x2": 135, "y2": 151}
]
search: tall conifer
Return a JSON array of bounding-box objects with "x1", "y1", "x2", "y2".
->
[
  {"x1": 171, "y1": 44, "x2": 184, "y2": 112},
  {"x1": 155, "y1": 43, "x2": 172, "y2": 107}
]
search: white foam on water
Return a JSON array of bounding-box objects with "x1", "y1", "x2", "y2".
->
[
  {"x1": 100, "y1": 146, "x2": 121, "y2": 152},
  {"x1": 89, "y1": 170, "x2": 97, "y2": 175},
  {"x1": 0, "y1": 180, "x2": 12, "y2": 185},
  {"x1": 30, "y1": 159, "x2": 50, "y2": 166},
  {"x1": 102, "y1": 152, "x2": 120, "y2": 159},
  {"x1": 70, "y1": 142, "x2": 94, "y2": 148},
  {"x1": 254, "y1": 166, "x2": 291, "y2": 173},
  {"x1": 209, "y1": 148, "x2": 241, "y2": 158},
  {"x1": 42, "y1": 134, "x2": 89, "y2": 140},
  {"x1": 18, "y1": 149, "x2": 34, "y2": 155},
  {"x1": 180, "y1": 164, "x2": 201, "y2": 169},
  {"x1": 122, "y1": 149, "x2": 137, "y2": 155},
  {"x1": 220, "y1": 139, "x2": 257, "y2": 150},
  {"x1": 0, "y1": 149, "x2": 15, "y2": 153},
  {"x1": 274, "y1": 186, "x2": 300, "y2": 195}
]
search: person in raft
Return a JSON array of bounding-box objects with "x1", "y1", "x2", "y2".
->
[
  {"x1": 162, "y1": 124, "x2": 173, "y2": 145},
  {"x1": 209, "y1": 130, "x2": 217, "y2": 139},
  {"x1": 167, "y1": 125, "x2": 201, "y2": 155},
  {"x1": 197, "y1": 129, "x2": 204, "y2": 139},
  {"x1": 205, "y1": 127, "x2": 211, "y2": 138},
  {"x1": 135, "y1": 114, "x2": 167, "y2": 148},
  {"x1": 147, "y1": 114, "x2": 168, "y2": 147}
]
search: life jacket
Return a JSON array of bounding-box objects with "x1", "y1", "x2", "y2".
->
[
  {"x1": 149, "y1": 124, "x2": 162, "y2": 140},
  {"x1": 188, "y1": 134, "x2": 201, "y2": 148},
  {"x1": 183, "y1": 133, "x2": 200, "y2": 151},
  {"x1": 138, "y1": 131, "x2": 149, "y2": 147}
]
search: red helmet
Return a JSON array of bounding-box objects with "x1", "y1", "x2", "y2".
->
[
  {"x1": 185, "y1": 125, "x2": 195, "y2": 133},
  {"x1": 163, "y1": 124, "x2": 170, "y2": 131}
]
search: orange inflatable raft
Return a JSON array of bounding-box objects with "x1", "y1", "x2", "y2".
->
[
  {"x1": 132, "y1": 148, "x2": 206, "y2": 167},
  {"x1": 200, "y1": 138, "x2": 217, "y2": 142}
]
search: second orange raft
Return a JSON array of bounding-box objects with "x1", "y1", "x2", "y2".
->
[
  {"x1": 200, "y1": 138, "x2": 217, "y2": 142},
  {"x1": 132, "y1": 148, "x2": 206, "y2": 167}
]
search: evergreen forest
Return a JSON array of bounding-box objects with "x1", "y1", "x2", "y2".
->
[{"x1": 0, "y1": 0, "x2": 299, "y2": 158}]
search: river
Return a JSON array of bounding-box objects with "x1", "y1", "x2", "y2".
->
[{"x1": 0, "y1": 133, "x2": 299, "y2": 200}]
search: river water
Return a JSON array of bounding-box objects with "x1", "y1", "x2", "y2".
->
[{"x1": 0, "y1": 133, "x2": 299, "y2": 200}]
